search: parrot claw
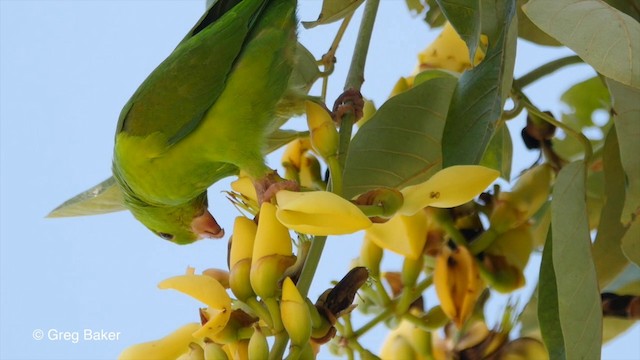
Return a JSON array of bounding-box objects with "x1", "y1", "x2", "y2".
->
[
  {"x1": 332, "y1": 88, "x2": 364, "y2": 125},
  {"x1": 254, "y1": 171, "x2": 300, "y2": 204}
]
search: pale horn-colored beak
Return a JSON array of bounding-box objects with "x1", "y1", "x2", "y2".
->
[{"x1": 191, "y1": 210, "x2": 225, "y2": 239}]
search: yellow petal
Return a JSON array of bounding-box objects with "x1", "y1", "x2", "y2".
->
[
  {"x1": 253, "y1": 202, "x2": 292, "y2": 259},
  {"x1": 158, "y1": 274, "x2": 232, "y2": 337},
  {"x1": 159, "y1": 274, "x2": 231, "y2": 309},
  {"x1": 192, "y1": 307, "x2": 231, "y2": 339},
  {"x1": 281, "y1": 277, "x2": 312, "y2": 345},
  {"x1": 281, "y1": 138, "x2": 312, "y2": 170},
  {"x1": 276, "y1": 190, "x2": 372, "y2": 235},
  {"x1": 118, "y1": 323, "x2": 200, "y2": 360},
  {"x1": 365, "y1": 211, "x2": 428, "y2": 259},
  {"x1": 306, "y1": 101, "x2": 339, "y2": 160},
  {"x1": 229, "y1": 216, "x2": 258, "y2": 268},
  {"x1": 231, "y1": 176, "x2": 258, "y2": 203},
  {"x1": 400, "y1": 166, "x2": 499, "y2": 215}
]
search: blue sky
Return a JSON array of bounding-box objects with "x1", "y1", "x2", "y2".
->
[{"x1": 1, "y1": 1, "x2": 638, "y2": 359}]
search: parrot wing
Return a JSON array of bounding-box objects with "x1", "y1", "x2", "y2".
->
[
  {"x1": 47, "y1": 177, "x2": 126, "y2": 217},
  {"x1": 115, "y1": 0, "x2": 269, "y2": 145}
]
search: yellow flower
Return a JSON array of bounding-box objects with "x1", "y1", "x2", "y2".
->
[
  {"x1": 281, "y1": 138, "x2": 313, "y2": 172},
  {"x1": 158, "y1": 269, "x2": 232, "y2": 340},
  {"x1": 250, "y1": 202, "x2": 295, "y2": 299},
  {"x1": 416, "y1": 22, "x2": 488, "y2": 73},
  {"x1": 281, "y1": 277, "x2": 312, "y2": 346},
  {"x1": 275, "y1": 190, "x2": 372, "y2": 235},
  {"x1": 231, "y1": 175, "x2": 258, "y2": 204},
  {"x1": 305, "y1": 101, "x2": 339, "y2": 161},
  {"x1": 399, "y1": 165, "x2": 499, "y2": 216},
  {"x1": 119, "y1": 323, "x2": 200, "y2": 360},
  {"x1": 229, "y1": 217, "x2": 258, "y2": 301},
  {"x1": 365, "y1": 210, "x2": 429, "y2": 259},
  {"x1": 434, "y1": 245, "x2": 484, "y2": 328}
]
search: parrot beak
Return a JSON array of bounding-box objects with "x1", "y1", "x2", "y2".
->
[{"x1": 191, "y1": 210, "x2": 225, "y2": 239}]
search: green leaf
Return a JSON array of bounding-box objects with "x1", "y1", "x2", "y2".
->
[
  {"x1": 425, "y1": 0, "x2": 447, "y2": 27},
  {"x1": 551, "y1": 160, "x2": 603, "y2": 359},
  {"x1": 479, "y1": 123, "x2": 512, "y2": 180},
  {"x1": 553, "y1": 77, "x2": 611, "y2": 160},
  {"x1": 289, "y1": 43, "x2": 321, "y2": 93},
  {"x1": 47, "y1": 177, "x2": 126, "y2": 217},
  {"x1": 519, "y1": 282, "x2": 541, "y2": 338},
  {"x1": 301, "y1": 0, "x2": 365, "y2": 29},
  {"x1": 413, "y1": 69, "x2": 460, "y2": 87},
  {"x1": 622, "y1": 219, "x2": 640, "y2": 266},
  {"x1": 604, "y1": 0, "x2": 640, "y2": 22},
  {"x1": 592, "y1": 126, "x2": 630, "y2": 288},
  {"x1": 266, "y1": 129, "x2": 309, "y2": 154},
  {"x1": 522, "y1": 0, "x2": 640, "y2": 88},
  {"x1": 441, "y1": 0, "x2": 517, "y2": 166},
  {"x1": 606, "y1": 78, "x2": 640, "y2": 224},
  {"x1": 539, "y1": 231, "x2": 566, "y2": 360},
  {"x1": 434, "y1": 0, "x2": 481, "y2": 62},
  {"x1": 515, "y1": 0, "x2": 560, "y2": 46},
  {"x1": 343, "y1": 75, "x2": 458, "y2": 198}
]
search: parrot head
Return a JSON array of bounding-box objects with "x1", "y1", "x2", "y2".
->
[{"x1": 127, "y1": 193, "x2": 225, "y2": 245}]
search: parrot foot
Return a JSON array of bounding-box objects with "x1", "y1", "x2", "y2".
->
[
  {"x1": 332, "y1": 88, "x2": 364, "y2": 125},
  {"x1": 254, "y1": 171, "x2": 300, "y2": 204}
]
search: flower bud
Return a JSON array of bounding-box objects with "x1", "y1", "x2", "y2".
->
[
  {"x1": 380, "y1": 320, "x2": 423, "y2": 360},
  {"x1": 248, "y1": 327, "x2": 269, "y2": 360},
  {"x1": 176, "y1": 342, "x2": 205, "y2": 360},
  {"x1": 359, "y1": 235, "x2": 383, "y2": 277},
  {"x1": 281, "y1": 277, "x2": 312, "y2": 346},
  {"x1": 305, "y1": 101, "x2": 339, "y2": 161},
  {"x1": 203, "y1": 341, "x2": 229, "y2": 360},
  {"x1": 250, "y1": 203, "x2": 295, "y2": 299},
  {"x1": 228, "y1": 217, "x2": 258, "y2": 300},
  {"x1": 229, "y1": 217, "x2": 258, "y2": 268}
]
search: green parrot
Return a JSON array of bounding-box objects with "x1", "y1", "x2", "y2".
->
[{"x1": 50, "y1": 0, "x2": 301, "y2": 245}]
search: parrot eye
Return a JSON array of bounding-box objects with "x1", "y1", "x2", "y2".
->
[{"x1": 157, "y1": 232, "x2": 174, "y2": 241}]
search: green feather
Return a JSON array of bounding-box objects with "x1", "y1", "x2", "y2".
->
[{"x1": 112, "y1": 0, "x2": 298, "y2": 244}]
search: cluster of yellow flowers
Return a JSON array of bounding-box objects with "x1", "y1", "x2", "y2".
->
[{"x1": 119, "y1": 23, "x2": 557, "y2": 360}]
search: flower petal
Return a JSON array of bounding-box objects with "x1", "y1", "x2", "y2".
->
[
  {"x1": 253, "y1": 202, "x2": 292, "y2": 259},
  {"x1": 231, "y1": 175, "x2": 258, "y2": 203},
  {"x1": 365, "y1": 211, "x2": 428, "y2": 259},
  {"x1": 118, "y1": 323, "x2": 200, "y2": 360},
  {"x1": 400, "y1": 165, "x2": 499, "y2": 215},
  {"x1": 276, "y1": 190, "x2": 372, "y2": 235},
  {"x1": 159, "y1": 274, "x2": 231, "y2": 314}
]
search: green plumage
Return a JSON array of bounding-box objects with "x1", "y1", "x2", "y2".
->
[{"x1": 112, "y1": 0, "x2": 298, "y2": 244}]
